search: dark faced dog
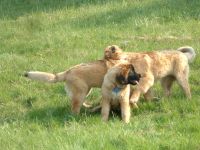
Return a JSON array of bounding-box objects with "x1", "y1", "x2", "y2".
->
[{"x1": 101, "y1": 63, "x2": 141, "y2": 123}]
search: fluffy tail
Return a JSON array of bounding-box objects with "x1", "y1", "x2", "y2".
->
[
  {"x1": 177, "y1": 46, "x2": 196, "y2": 63},
  {"x1": 24, "y1": 71, "x2": 67, "y2": 83}
]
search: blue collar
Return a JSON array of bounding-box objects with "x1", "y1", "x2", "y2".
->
[{"x1": 112, "y1": 87, "x2": 122, "y2": 94}]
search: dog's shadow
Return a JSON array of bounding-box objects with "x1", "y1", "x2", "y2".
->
[
  {"x1": 23, "y1": 97, "x2": 166, "y2": 126},
  {"x1": 24, "y1": 104, "x2": 127, "y2": 125},
  {"x1": 25, "y1": 105, "x2": 98, "y2": 125}
]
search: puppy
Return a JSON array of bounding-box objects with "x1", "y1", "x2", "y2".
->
[
  {"x1": 101, "y1": 63, "x2": 141, "y2": 123},
  {"x1": 104, "y1": 45, "x2": 196, "y2": 105},
  {"x1": 24, "y1": 60, "x2": 108, "y2": 114}
]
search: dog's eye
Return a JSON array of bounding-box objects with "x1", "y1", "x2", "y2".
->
[{"x1": 111, "y1": 46, "x2": 116, "y2": 53}]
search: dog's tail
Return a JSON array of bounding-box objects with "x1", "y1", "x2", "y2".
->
[
  {"x1": 177, "y1": 46, "x2": 196, "y2": 63},
  {"x1": 24, "y1": 71, "x2": 67, "y2": 83}
]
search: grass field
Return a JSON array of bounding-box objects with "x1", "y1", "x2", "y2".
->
[{"x1": 0, "y1": 0, "x2": 200, "y2": 149}]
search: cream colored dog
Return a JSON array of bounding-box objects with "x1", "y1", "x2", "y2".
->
[
  {"x1": 101, "y1": 63, "x2": 141, "y2": 123},
  {"x1": 104, "y1": 45, "x2": 196, "y2": 105},
  {"x1": 24, "y1": 60, "x2": 108, "y2": 114}
]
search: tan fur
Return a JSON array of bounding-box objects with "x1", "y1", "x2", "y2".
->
[
  {"x1": 25, "y1": 60, "x2": 108, "y2": 114},
  {"x1": 104, "y1": 45, "x2": 196, "y2": 105},
  {"x1": 101, "y1": 63, "x2": 140, "y2": 123}
]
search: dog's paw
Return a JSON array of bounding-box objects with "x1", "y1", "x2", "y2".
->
[
  {"x1": 130, "y1": 102, "x2": 138, "y2": 109},
  {"x1": 83, "y1": 102, "x2": 93, "y2": 108}
]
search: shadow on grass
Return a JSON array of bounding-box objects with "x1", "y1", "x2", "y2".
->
[
  {"x1": 17, "y1": 94, "x2": 167, "y2": 125},
  {"x1": 2, "y1": 95, "x2": 196, "y2": 127},
  {"x1": 22, "y1": 100, "x2": 157, "y2": 125},
  {"x1": 1, "y1": 0, "x2": 199, "y2": 21},
  {"x1": 71, "y1": 0, "x2": 200, "y2": 29},
  {"x1": 0, "y1": 0, "x2": 115, "y2": 19},
  {"x1": 25, "y1": 104, "x2": 104, "y2": 125}
]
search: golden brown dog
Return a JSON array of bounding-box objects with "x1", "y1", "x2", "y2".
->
[
  {"x1": 101, "y1": 63, "x2": 141, "y2": 123},
  {"x1": 104, "y1": 45, "x2": 196, "y2": 105},
  {"x1": 24, "y1": 60, "x2": 108, "y2": 114}
]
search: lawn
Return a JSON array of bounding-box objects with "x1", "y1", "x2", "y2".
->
[{"x1": 0, "y1": 0, "x2": 200, "y2": 149}]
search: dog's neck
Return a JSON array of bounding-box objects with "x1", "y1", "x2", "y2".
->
[
  {"x1": 112, "y1": 86, "x2": 123, "y2": 94},
  {"x1": 112, "y1": 82, "x2": 128, "y2": 94}
]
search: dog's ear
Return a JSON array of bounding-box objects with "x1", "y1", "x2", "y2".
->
[
  {"x1": 130, "y1": 64, "x2": 135, "y2": 72},
  {"x1": 111, "y1": 46, "x2": 116, "y2": 53},
  {"x1": 128, "y1": 64, "x2": 141, "y2": 79}
]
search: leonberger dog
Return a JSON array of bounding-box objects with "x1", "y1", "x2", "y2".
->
[
  {"x1": 101, "y1": 63, "x2": 141, "y2": 123},
  {"x1": 24, "y1": 60, "x2": 108, "y2": 114},
  {"x1": 104, "y1": 45, "x2": 196, "y2": 105}
]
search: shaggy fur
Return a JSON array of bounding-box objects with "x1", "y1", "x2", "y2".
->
[
  {"x1": 104, "y1": 45, "x2": 196, "y2": 105},
  {"x1": 101, "y1": 63, "x2": 140, "y2": 123}
]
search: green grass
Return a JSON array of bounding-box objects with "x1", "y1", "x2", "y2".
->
[{"x1": 0, "y1": 0, "x2": 200, "y2": 149}]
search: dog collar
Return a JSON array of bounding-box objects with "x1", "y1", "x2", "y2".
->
[{"x1": 112, "y1": 87, "x2": 122, "y2": 94}]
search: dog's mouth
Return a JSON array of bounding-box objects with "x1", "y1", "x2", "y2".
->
[
  {"x1": 131, "y1": 80, "x2": 139, "y2": 85},
  {"x1": 129, "y1": 80, "x2": 139, "y2": 85},
  {"x1": 119, "y1": 79, "x2": 139, "y2": 85}
]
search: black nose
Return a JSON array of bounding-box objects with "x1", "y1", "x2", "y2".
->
[{"x1": 128, "y1": 73, "x2": 141, "y2": 85}]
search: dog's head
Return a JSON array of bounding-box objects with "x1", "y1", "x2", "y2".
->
[
  {"x1": 104, "y1": 45, "x2": 123, "y2": 60},
  {"x1": 116, "y1": 63, "x2": 141, "y2": 85}
]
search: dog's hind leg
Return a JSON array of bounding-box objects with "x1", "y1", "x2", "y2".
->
[
  {"x1": 65, "y1": 82, "x2": 89, "y2": 114},
  {"x1": 173, "y1": 60, "x2": 191, "y2": 99},
  {"x1": 176, "y1": 72, "x2": 191, "y2": 99},
  {"x1": 71, "y1": 94, "x2": 86, "y2": 114},
  {"x1": 161, "y1": 75, "x2": 175, "y2": 97}
]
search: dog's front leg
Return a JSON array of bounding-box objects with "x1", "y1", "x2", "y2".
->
[
  {"x1": 101, "y1": 98, "x2": 111, "y2": 122},
  {"x1": 120, "y1": 100, "x2": 130, "y2": 123},
  {"x1": 130, "y1": 73, "x2": 154, "y2": 104}
]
